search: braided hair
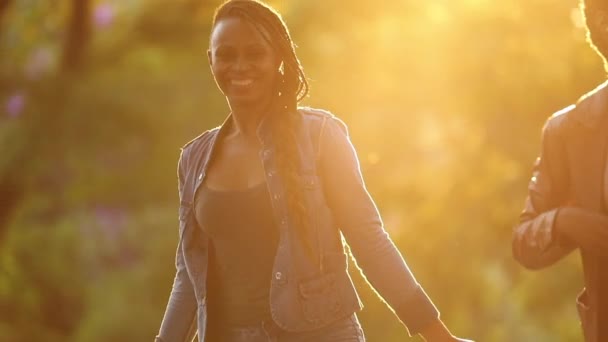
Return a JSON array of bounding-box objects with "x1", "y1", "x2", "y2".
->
[
  {"x1": 582, "y1": 0, "x2": 608, "y2": 70},
  {"x1": 212, "y1": 0, "x2": 313, "y2": 251}
]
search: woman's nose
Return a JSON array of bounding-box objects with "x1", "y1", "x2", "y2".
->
[{"x1": 232, "y1": 56, "x2": 251, "y2": 72}]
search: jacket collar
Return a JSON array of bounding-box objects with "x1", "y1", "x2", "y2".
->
[
  {"x1": 201, "y1": 112, "x2": 273, "y2": 176},
  {"x1": 211, "y1": 112, "x2": 273, "y2": 146}
]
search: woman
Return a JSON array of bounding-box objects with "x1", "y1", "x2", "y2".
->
[{"x1": 156, "y1": 1, "x2": 471, "y2": 341}]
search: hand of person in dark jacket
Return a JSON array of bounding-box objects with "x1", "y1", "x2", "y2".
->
[{"x1": 555, "y1": 207, "x2": 608, "y2": 258}]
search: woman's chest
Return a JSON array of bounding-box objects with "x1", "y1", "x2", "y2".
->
[{"x1": 204, "y1": 142, "x2": 267, "y2": 190}]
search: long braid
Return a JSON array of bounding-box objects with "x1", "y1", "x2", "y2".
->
[{"x1": 213, "y1": 0, "x2": 313, "y2": 253}]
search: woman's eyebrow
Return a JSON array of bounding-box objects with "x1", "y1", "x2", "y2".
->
[{"x1": 213, "y1": 42, "x2": 266, "y2": 49}]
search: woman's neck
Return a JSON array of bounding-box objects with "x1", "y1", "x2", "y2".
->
[{"x1": 228, "y1": 99, "x2": 272, "y2": 143}]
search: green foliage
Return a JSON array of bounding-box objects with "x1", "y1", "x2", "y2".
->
[
  {"x1": 0, "y1": 0, "x2": 602, "y2": 341},
  {"x1": 0, "y1": 216, "x2": 87, "y2": 342}
]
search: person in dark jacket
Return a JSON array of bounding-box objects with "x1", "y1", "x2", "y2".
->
[
  {"x1": 155, "y1": 1, "x2": 472, "y2": 341},
  {"x1": 513, "y1": 1, "x2": 608, "y2": 341}
]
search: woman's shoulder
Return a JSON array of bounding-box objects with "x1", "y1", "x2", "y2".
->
[
  {"x1": 180, "y1": 127, "x2": 220, "y2": 154},
  {"x1": 298, "y1": 106, "x2": 348, "y2": 135},
  {"x1": 298, "y1": 106, "x2": 335, "y2": 118}
]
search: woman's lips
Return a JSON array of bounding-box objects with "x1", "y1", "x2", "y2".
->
[{"x1": 230, "y1": 79, "x2": 254, "y2": 86}]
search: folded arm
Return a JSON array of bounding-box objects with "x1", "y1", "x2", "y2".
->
[{"x1": 512, "y1": 116, "x2": 575, "y2": 269}]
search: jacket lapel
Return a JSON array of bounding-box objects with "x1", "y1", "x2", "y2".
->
[{"x1": 569, "y1": 81, "x2": 608, "y2": 212}]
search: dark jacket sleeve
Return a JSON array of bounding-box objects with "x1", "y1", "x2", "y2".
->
[
  {"x1": 512, "y1": 114, "x2": 575, "y2": 270},
  {"x1": 155, "y1": 150, "x2": 198, "y2": 342},
  {"x1": 319, "y1": 116, "x2": 439, "y2": 336}
]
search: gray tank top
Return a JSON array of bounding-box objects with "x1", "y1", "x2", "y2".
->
[{"x1": 194, "y1": 182, "x2": 279, "y2": 332}]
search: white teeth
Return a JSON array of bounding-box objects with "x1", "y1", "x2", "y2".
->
[{"x1": 231, "y1": 79, "x2": 253, "y2": 86}]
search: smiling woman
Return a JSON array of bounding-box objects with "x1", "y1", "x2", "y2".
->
[
  {"x1": 208, "y1": 17, "x2": 279, "y2": 107},
  {"x1": 154, "y1": 1, "x2": 472, "y2": 342}
]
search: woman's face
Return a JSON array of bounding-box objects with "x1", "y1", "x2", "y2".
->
[{"x1": 208, "y1": 16, "x2": 280, "y2": 109}]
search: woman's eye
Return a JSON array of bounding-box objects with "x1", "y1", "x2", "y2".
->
[
  {"x1": 216, "y1": 50, "x2": 236, "y2": 62},
  {"x1": 246, "y1": 49, "x2": 266, "y2": 60}
]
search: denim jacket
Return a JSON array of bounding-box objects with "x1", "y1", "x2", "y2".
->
[{"x1": 156, "y1": 108, "x2": 439, "y2": 342}]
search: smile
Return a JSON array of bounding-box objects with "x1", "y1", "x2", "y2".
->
[{"x1": 230, "y1": 79, "x2": 254, "y2": 86}]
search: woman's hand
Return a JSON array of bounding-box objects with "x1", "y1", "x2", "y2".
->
[
  {"x1": 419, "y1": 319, "x2": 474, "y2": 342},
  {"x1": 423, "y1": 335, "x2": 475, "y2": 342}
]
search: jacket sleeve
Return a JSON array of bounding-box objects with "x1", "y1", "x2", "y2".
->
[
  {"x1": 318, "y1": 116, "x2": 439, "y2": 336},
  {"x1": 512, "y1": 115, "x2": 575, "y2": 270},
  {"x1": 155, "y1": 150, "x2": 198, "y2": 342}
]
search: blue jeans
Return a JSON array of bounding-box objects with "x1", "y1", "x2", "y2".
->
[{"x1": 208, "y1": 314, "x2": 365, "y2": 342}]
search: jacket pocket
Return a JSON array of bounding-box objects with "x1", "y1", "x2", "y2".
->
[
  {"x1": 576, "y1": 288, "x2": 590, "y2": 340},
  {"x1": 298, "y1": 272, "x2": 343, "y2": 326}
]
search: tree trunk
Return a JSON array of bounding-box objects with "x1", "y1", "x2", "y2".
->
[
  {"x1": 0, "y1": 0, "x2": 12, "y2": 31},
  {"x1": 62, "y1": 0, "x2": 91, "y2": 72}
]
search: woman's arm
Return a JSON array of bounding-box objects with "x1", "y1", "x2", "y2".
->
[
  {"x1": 155, "y1": 151, "x2": 198, "y2": 342},
  {"x1": 155, "y1": 244, "x2": 198, "y2": 342},
  {"x1": 318, "y1": 115, "x2": 455, "y2": 339}
]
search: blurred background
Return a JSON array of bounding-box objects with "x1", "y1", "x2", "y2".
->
[{"x1": 0, "y1": 0, "x2": 604, "y2": 341}]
